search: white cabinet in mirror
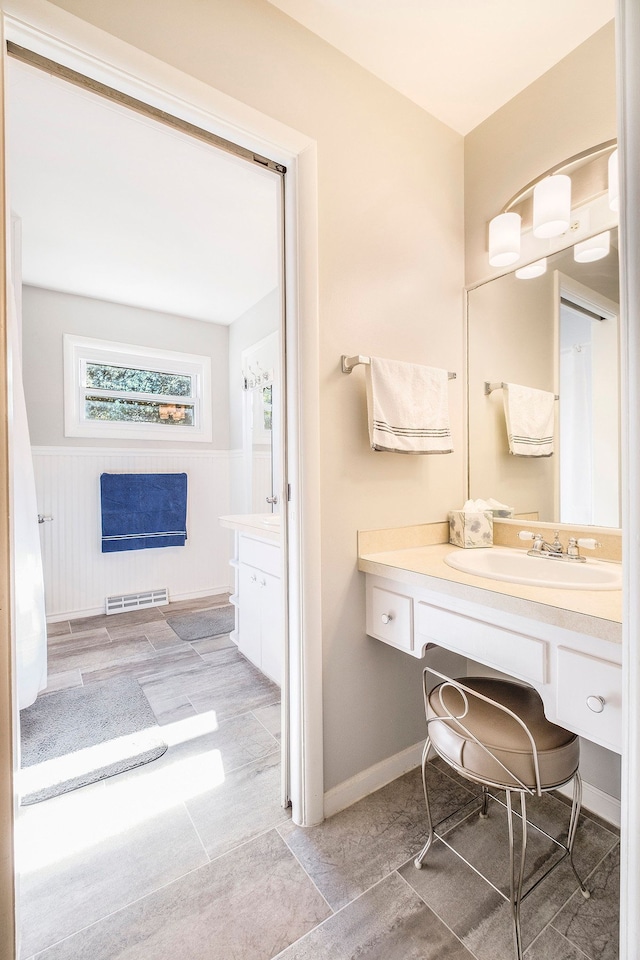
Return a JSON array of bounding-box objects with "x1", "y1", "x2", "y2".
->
[{"x1": 466, "y1": 228, "x2": 620, "y2": 529}]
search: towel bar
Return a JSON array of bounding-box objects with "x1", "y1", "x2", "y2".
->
[
  {"x1": 484, "y1": 381, "x2": 559, "y2": 400},
  {"x1": 341, "y1": 355, "x2": 456, "y2": 379}
]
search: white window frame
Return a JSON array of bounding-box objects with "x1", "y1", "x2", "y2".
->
[{"x1": 63, "y1": 334, "x2": 212, "y2": 442}]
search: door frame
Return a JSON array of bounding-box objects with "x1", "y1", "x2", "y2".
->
[{"x1": 0, "y1": 2, "x2": 325, "y2": 955}]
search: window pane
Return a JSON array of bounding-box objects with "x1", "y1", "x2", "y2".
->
[
  {"x1": 85, "y1": 363, "x2": 193, "y2": 397},
  {"x1": 85, "y1": 395, "x2": 194, "y2": 426}
]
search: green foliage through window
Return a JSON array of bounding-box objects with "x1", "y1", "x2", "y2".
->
[
  {"x1": 85, "y1": 396, "x2": 194, "y2": 426},
  {"x1": 85, "y1": 363, "x2": 192, "y2": 397}
]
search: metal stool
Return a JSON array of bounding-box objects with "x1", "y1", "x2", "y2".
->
[{"x1": 414, "y1": 668, "x2": 590, "y2": 960}]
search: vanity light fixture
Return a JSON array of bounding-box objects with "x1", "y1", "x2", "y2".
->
[
  {"x1": 486, "y1": 139, "x2": 617, "y2": 268},
  {"x1": 515, "y1": 258, "x2": 547, "y2": 280},
  {"x1": 574, "y1": 230, "x2": 611, "y2": 263},
  {"x1": 533, "y1": 175, "x2": 572, "y2": 239},
  {"x1": 488, "y1": 212, "x2": 521, "y2": 266},
  {"x1": 608, "y1": 149, "x2": 619, "y2": 212}
]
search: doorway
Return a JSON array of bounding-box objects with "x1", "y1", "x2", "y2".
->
[{"x1": 7, "y1": 43, "x2": 293, "y2": 957}]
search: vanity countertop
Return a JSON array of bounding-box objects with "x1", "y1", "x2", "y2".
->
[
  {"x1": 218, "y1": 513, "x2": 280, "y2": 543},
  {"x1": 358, "y1": 541, "x2": 622, "y2": 643}
]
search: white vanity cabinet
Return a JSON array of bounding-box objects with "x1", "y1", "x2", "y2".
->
[
  {"x1": 236, "y1": 533, "x2": 282, "y2": 685},
  {"x1": 365, "y1": 572, "x2": 622, "y2": 755},
  {"x1": 219, "y1": 515, "x2": 282, "y2": 686}
]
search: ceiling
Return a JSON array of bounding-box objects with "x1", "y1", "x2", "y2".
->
[
  {"x1": 6, "y1": 3, "x2": 614, "y2": 324},
  {"x1": 266, "y1": 0, "x2": 614, "y2": 134},
  {"x1": 6, "y1": 59, "x2": 281, "y2": 326}
]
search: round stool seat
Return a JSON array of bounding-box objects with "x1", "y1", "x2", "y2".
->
[{"x1": 428, "y1": 677, "x2": 579, "y2": 791}]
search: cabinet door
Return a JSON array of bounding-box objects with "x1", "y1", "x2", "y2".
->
[
  {"x1": 238, "y1": 563, "x2": 262, "y2": 669},
  {"x1": 555, "y1": 647, "x2": 622, "y2": 753},
  {"x1": 259, "y1": 571, "x2": 282, "y2": 686}
]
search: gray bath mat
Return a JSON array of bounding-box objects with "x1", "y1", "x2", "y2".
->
[
  {"x1": 20, "y1": 677, "x2": 167, "y2": 805},
  {"x1": 166, "y1": 603, "x2": 235, "y2": 641}
]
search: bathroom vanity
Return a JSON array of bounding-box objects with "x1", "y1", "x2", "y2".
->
[
  {"x1": 359, "y1": 528, "x2": 622, "y2": 756},
  {"x1": 219, "y1": 514, "x2": 282, "y2": 686}
]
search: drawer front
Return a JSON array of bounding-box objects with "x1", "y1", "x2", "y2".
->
[
  {"x1": 367, "y1": 585, "x2": 413, "y2": 652},
  {"x1": 415, "y1": 601, "x2": 547, "y2": 684},
  {"x1": 555, "y1": 647, "x2": 622, "y2": 753},
  {"x1": 238, "y1": 534, "x2": 281, "y2": 577}
]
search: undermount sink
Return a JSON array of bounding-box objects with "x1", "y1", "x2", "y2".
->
[{"x1": 444, "y1": 546, "x2": 622, "y2": 590}]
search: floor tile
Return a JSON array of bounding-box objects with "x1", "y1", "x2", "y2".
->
[
  {"x1": 29, "y1": 830, "x2": 331, "y2": 960},
  {"x1": 191, "y1": 632, "x2": 236, "y2": 656},
  {"x1": 47, "y1": 626, "x2": 110, "y2": 651},
  {"x1": 39, "y1": 669, "x2": 83, "y2": 695},
  {"x1": 81, "y1": 644, "x2": 202, "y2": 685},
  {"x1": 278, "y1": 765, "x2": 474, "y2": 911},
  {"x1": 253, "y1": 702, "x2": 282, "y2": 739},
  {"x1": 70, "y1": 607, "x2": 166, "y2": 632},
  {"x1": 18, "y1": 785, "x2": 208, "y2": 958},
  {"x1": 48, "y1": 634, "x2": 155, "y2": 676},
  {"x1": 46, "y1": 621, "x2": 71, "y2": 638},
  {"x1": 186, "y1": 751, "x2": 289, "y2": 860},
  {"x1": 277, "y1": 870, "x2": 476, "y2": 960},
  {"x1": 401, "y1": 790, "x2": 618, "y2": 960},
  {"x1": 177, "y1": 656, "x2": 280, "y2": 722},
  {"x1": 525, "y1": 925, "x2": 590, "y2": 959},
  {"x1": 552, "y1": 844, "x2": 620, "y2": 960},
  {"x1": 160, "y1": 593, "x2": 230, "y2": 616}
]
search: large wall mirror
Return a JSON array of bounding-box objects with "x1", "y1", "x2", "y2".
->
[{"x1": 467, "y1": 229, "x2": 620, "y2": 528}]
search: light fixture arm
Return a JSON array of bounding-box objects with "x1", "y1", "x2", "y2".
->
[{"x1": 501, "y1": 138, "x2": 617, "y2": 214}]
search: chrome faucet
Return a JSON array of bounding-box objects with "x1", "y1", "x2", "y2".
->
[{"x1": 518, "y1": 531, "x2": 601, "y2": 562}]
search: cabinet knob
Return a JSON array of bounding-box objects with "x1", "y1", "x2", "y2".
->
[
  {"x1": 250, "y1": 574, "x2": 257, "y2": 583},
  {"x1": 260, "y1": 579, "x2": 266, "y2": 587},
  {"x1": 381, "y1": 613, "x2": 393, "y2": 624},
  {"x1": 586, "y1": 695, "x2": 606, "y2": 713}
]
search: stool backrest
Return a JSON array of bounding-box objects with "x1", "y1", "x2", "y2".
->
[{"x1": 422, "y1": 667, "x2": 543, "y2": 796}]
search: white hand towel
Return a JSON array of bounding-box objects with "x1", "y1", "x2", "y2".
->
[
  {"x1": 504, "y1": 383, "x2": 555, "y2": 457},
  {"x1": 365, "y1": 357, "x2": 453, "y2": 454}
]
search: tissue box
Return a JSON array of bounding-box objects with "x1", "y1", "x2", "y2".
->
[{"x1": 449, "y1": 510, "x2": 493, "y2": 548}]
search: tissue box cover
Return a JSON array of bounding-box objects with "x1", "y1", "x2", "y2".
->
[{"x1": 449, "y1": 510, "x2": 493, "y2": 548}]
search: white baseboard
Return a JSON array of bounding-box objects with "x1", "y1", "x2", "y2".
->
[
  {"x1": 46, "y1": 585, "x2": 231, "y2": 623},
  {"x1": 556, "y1": 779, "x2": 621, "y2": 828},
  {"x1": 323, "y1": 741, "x2": 424, "y2": 819},
  {"x1": 323, "y1": 744, "x2": 621, "y2": 831}
]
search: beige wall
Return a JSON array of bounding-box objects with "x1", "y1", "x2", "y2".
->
[
  {"x1": 22, "y1": 286, "x2": 231, "y2": 449},
  {"x1": 42, "y1": 0, "x2": 466, "y2": 789},
  {"x1": 465, "y1": 21, "x2": 617, "y2": 287}
]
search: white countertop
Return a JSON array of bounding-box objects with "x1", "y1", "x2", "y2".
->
[
  {"x1": 218, "y1": 513, "x2": 281, "y2": 543},
  {"x1": 358, "y1": 542, "x2": 622, "y2": 643}
]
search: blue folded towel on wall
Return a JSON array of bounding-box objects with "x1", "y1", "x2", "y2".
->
[{"x1": 100, "y1": 473, "x2": 188, "y2": 553}]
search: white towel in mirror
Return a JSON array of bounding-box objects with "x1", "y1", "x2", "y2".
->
[{"x1": 503, "y1": 383, "x2": 555, "y2": 457}]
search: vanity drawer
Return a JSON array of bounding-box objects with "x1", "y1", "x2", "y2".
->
[
  {"x1": 238, "y1": 534, "x2": 281, "y2": 577},
  {"x1": 367, "y1": 585, "x2": 413, "y2": 652},
  {"x1": 555, "y1": 647, "x2": 622, "y2": 753},
  {"x1": 415, "y1": 601, "x2": 547, "y2": 684}
]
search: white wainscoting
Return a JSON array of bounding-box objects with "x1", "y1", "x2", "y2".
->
[{"x1": 32, "y1": 446, "x2": 237, "y2": 621}]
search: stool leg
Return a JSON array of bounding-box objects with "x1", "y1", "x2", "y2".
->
[
  {"x1": 567, "y1": 772, "x2": 590, "y2": 899},
  {"x1": 414, "y1": 737, "x2": 434, "y2": 869},
  {"x1": 506, "y1": 790, "x2": 527, "y2": 960}
]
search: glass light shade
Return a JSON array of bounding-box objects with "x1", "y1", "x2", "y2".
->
[
  {"x1": 488, "y1": 212, "x2": 521, "y2": 267},
  {"x1": 608, "y1": 149, "x2": 619, "y2": 212},
  {"x1": 515, "y1": 258, "x2": 547, "y2": 280},
  {"x1": 532, "y1": 174, "x2": 571, "y2": 238},
  {"x1": 574, "y1": 230, "x2": 610, "y2": 263}
]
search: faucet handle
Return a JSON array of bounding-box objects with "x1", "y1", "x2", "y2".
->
[
  {"x1": 518, "y1": 531, "x2": 535, "y2": 541},
  {"x1": 577, "y1": 538, "x2": 601, "y2": 550}
]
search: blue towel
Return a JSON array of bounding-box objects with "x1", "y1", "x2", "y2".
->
[{"x1": 100, "y1": 473, "x2": 187, "y2": 553}]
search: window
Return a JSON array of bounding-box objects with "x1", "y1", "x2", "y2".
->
[{"x1": 64, "y1": 335, "x2": 212, "y2": 442}]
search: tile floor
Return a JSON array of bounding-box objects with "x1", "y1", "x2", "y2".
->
[{"x1": 16, "y1": 596, "x2": 620, "y2": 960}]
